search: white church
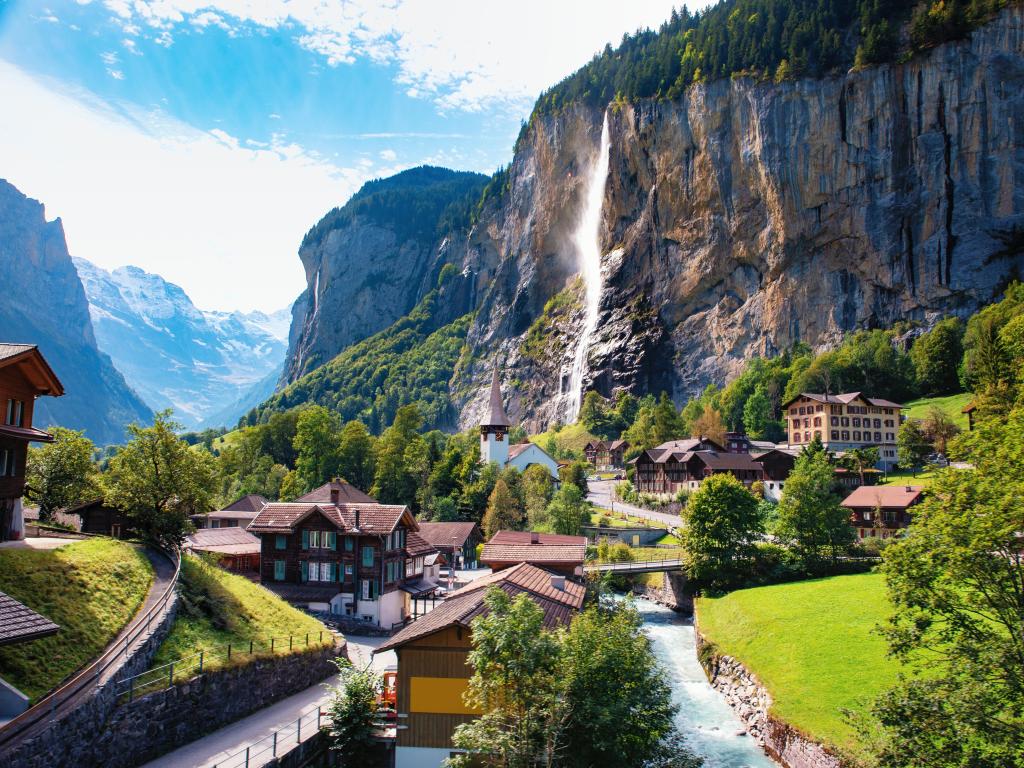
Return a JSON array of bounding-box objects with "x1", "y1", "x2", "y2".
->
[{"x1": 479, "y1": 367, "x2": 560, "y2": 480}]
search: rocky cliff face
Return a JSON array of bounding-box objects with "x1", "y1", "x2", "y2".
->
[
  {"x1": 0, "y1": 180, "x2": 152, "y2": 444},
  {"x1": 283, "y1": 8, "x2": 1024, "y2": 433},
  {"x1": 75, "y1": 259, "x2": 290, "y2": 430}
]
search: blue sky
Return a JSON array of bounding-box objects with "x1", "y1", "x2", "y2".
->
[{"x1": 0, "y1": 0, "x2": 688, "y2": 311}]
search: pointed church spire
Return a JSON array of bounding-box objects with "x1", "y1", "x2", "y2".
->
[{"x1": 481, "y1": 364, "x2": 511, "y2": 427}]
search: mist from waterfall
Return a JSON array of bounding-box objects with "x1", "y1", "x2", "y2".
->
[{"x1": 563, "y1": 112, "x2": 611, "y2": 424}]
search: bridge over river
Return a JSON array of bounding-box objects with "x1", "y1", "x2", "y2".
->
[{"x1": 584, "y1": 556, "x2": 684, "y2": 575}]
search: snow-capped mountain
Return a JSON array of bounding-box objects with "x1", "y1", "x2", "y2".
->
[{"x1": 74, "y1": 258, "x2": 291, "y2": 430}]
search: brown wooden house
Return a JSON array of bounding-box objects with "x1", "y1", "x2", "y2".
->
[
  {"x1": 248, "y1": 501, "x2": 437, "y2": 628},
  {"x1": 479, "y1": 530, "x2": 586, "y2": 576},
  {"x1": 68, "y1": 498, "x2": 136, "y2": 538},
  {"x1": 415, "y1": 521, "x2": 482, "y2": 570},
  {"x1": 375, "y1": 563, "x2": 585, "y2": 767},
  {"x1": 185, "y1": 527, "x2": 261, "y2": 573},
  {"x1": 841, "y1": 485, "x2": 924, "y2": 540},
  {"x1": 0, "y1": 344, "x2": 64, "y2": 541}
]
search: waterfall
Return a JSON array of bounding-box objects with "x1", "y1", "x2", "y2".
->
[{"x1": 564, "y1": 112, "x2": 611, "y2": 424}]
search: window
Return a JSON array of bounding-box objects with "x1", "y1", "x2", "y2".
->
[
  {"x1": 852, "y1": 417, "x2": 861, "y2": 428},
  {"x1": 874, "y1": 432, "x2": 882, "y2": 442},
  {"x1": 362, "y1": 546, "x2": 374, "y2": 568},
  {"x1": 345, "y1": 564, "x2": 354, "y2": 578},
  {"x1": 793, "y1": 433, "x2": 801, "y2": 443},
  {"x1": 345, "y1": 536, "x2": 354, "y2": 552},
  {"x1": 814, "y1": 430, "x2": 822, "y2": 440},
  {"x1": 853, "y1": 431, "x2": 861, "y2": 441},
  {"x1": 803, "y1": 432, "x2": 811, "y2": 443},
  {"x1": 841, "y1": 417, "x2": 849, "y2": 427},
  {"x1": 310, "y1": 530, "x2": 321, "y2": 549},
  {"x1": 813, "y1": 417, "x2": 821, "y2": 427},
  {"x1": 831, "y1": 417, "x2": 839, "y2": 427},
  {"x1": 874, "y1": 419, "x2": 882, "y2": 428},
  {"x1": 324, "y1": 531, "x2": 336, "y2": 550},
  {"x1": 803, "y1": 418, "x2": 810, "y2": 428},
  {"x1": 274, "y1": 560, "x2": 285, "y2": 580},
  {"x1": 361, "y1": 579, "x2": 376, "y2": 601},
  {"x1": 0, "y1": 449, "x2": 14, "y2": 477},
  {"x1": 275, "y1": 535, "x2": 287, "y2": 550},
  {"x1": 841, "y1": 431, "x2": 850, "y2": 441},
  {"x1": 302, "y1": 530, "x2": 309, "y2": 550},
  {"x1": 885, "y1": 419, "x2": 894, "y2": 428},
  {"x1": 300, "y1": 561, "x2": 308, "y2": 581},
  {"x1": 5, "y1": 399, "x2": 23, "y2": 427},
  {"x1": 406, "y1": 558, "x2": 414, "y2": 577}
]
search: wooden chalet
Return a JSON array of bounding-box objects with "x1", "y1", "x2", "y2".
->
[
  {"x1": 191, "y1": 493, "x2": 268, "y2": 529},
  {"x1": 479, "y1": 530, "x2": 586, "y2": 576},
  {"x1": 375, "y1": 563, "x2": 585, "y2": 768},
  {"x1": 248, "y1": 501, "x2": 439, "y2": 628},
  {"x1": 584, "y1": 440, "x2": 630, "y2": 469},
  {"x1": 841, "y1": 485, "x2": 924, "y2": 539},
  {"x1": 68, "y1": 498, "x2": 136, "y2": 539},
  {"x1": 630, "y1": 438, "x2": 724, "y2": 493},
  {"x1": 0, "y1": 590, "x2": 60, "y2": 717},
  {"x1": 415, "y1": 522, "x2": 482, "y2": 570},
  {"x1": 185, "y1": 527, "x2": 261, "y2": 574},
  {"x1": 0, "y1": 344, "x2": 64, "y2": 541}
]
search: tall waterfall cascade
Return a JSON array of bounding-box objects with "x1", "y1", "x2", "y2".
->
[{"x1": 563, "y1": 112, "x2": 611, "y2": 423}]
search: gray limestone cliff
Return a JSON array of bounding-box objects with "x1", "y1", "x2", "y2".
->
[{"x1": 0, "y1": 180, "x2": 152, "y2": 444}]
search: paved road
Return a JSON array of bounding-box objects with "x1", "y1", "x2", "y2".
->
[
  {"x1": 587, "y1": 479, "x2": 683, "y2": 530},
  {"x1": 141, "y1": 635, "x2": 396, "y2": 768}
]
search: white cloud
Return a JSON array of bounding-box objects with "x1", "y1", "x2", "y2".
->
[
  {"x1": 92, "y1": 0, "x2": 686, "y2": 113},
  {"x1": 379, "y1": 149, "x2": 397, "y2": 162},
  {"x1": 0, "y1": 61, "x2": 368, "y2": 312},
  {"x1": 108, "y1": 68, "x2": 125, "y2": 79}
]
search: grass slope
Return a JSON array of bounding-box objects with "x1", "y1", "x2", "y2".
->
[
  {"x1": 903, "y1": 392, "x2": 972, "y2": 429},
  {"x1": 152, "y1": 555, "x2": 330, "y2": 678},
  {"x1": 528, "y1": 422, "x2": 598, "y2": 459},
  {"x1": 697, "y1": 573, "x2": 901, "y2": 757},
  {"x1": 0, "y1": 538, "x2": 153, "y2": 702}
]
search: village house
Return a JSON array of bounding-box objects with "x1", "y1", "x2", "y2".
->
[
  {"x1": 584, "y1": 439, "x2": 630, "y2": 470},
  {"x1": 184, "y1": 527, "x2": 262, "y2": 574},
  {"x1": 190, "y1": 494, "x2": 268, "y2": 529},
  {"x1": 782, "y1": 392, "x2": 905, "y2": 470},
  {"x1": 415, "y1": 521, "x2": 482, "y2": 570},
  {"x1": 0, "y1": 590, "x2": 59, "y2": 718},
  {"x1": 0, "y1": 344, "x2": 64, "y2": 542},
  {"x1": 841, "y1": 484, "x2": 924, "y2": 539},
  {"x1": 375, "y1": 562, "x2": 586, "y2": 768},
  {"x1": 69, "y1": 498, "x2": 136, "y2": 538},
  {"x1": 480, "y1": 530, "x2": 587, "y2": 576},
  {"x1": 247, "y1": 500, "x2": 439, "y2": 628},
  {"x1": 480, "y1": 367, "x2": 560, "y2": 480}
]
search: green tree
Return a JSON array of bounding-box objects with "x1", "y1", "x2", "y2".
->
[
  {"x1": 337, "y1": 420, "x2": 376, "y2": 492},
  {"x1": 681, "y1": 473, "x2": 761, "y2": 590},
  {"x1": 578, "y1": 390, "x2": 620, "y2": 439},
  {"x1": 741, "y1": 386, "x2": 773, "y2": 439},
  {"x1": 546, "y1": 485, "x2": 589, "y2": 537},
  {"x1": 293, "y1": 405, "x2": 342, "y2": 494},
  {"x1": 559, "y1": 461, "x2": 590, "y2": 496},
  {"x1": 560, "y1": 601, "x2": 687, "y2": 768},
  {"x1": 910, "y1": 317, "x2": 964, "y2": 396},
  {"x1": 921, "y1": 406, "x2": 960, "y2": 455},
  {"x1": 776, "y1": 445, "x2": 851, "y2": 568},
  {"x1": 104, "y1": 410, "x2": 217, "y2": 549},
  {"x1": 326, "y1": 659, "x2": 382, "y2": 766},
  {"x1": 896, "y1": 419, "x2": 931, "y2": 470},
  {"x1": 371, "y1": 405, "x2": 423, "y2": 505},
  {"x1": 459, "y1": 461, "x2": 500, "y2": 523},
  {"x1": 690, "y1": 403, "x2": 726, "y2": 445},
  {"x1": 842, "y1": 445, "x2": 880, "y2": 486},
  {"x1": 522, "y1": 463, "x2": 554, "y2": 530},
  {"x1": 448, "y1": 589, "x2": 561, "y2": 768},
  {"x1": 871, "y1": 407, "x2": 1024, "y2": 767},
  {"x1": 26, "y1": 427, "x2": 98, "y2": 521},
  {"x1": 481, "y1": 477, "x2": 525, "y2": 538},
  {"x1": 653, "y1": 392, "x2": 685, "y2": 444}
]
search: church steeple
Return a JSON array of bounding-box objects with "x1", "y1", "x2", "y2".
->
[{"x1": 480, "y1": 363, "x2": 510, "y2": 466}]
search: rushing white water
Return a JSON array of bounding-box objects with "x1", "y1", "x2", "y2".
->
[
  {"x1": 637, "y1": 598, "x2": 779, "y2": 768},
  {"x1": 564, "y1": 112, "x2": 611, "y2": 423}
]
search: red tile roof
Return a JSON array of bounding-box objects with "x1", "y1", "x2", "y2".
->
[
  {"x1": 0, "y1": 591, "x2": 59, "y2": 646},
  {"x1": 222, "y1": 494, "x2": 269, "y2": 513},
  {"x1": 405, "y1": 530, "x2": 438, "y2": 557},
  {"x1": 297, "y1": 480, "x2": 376, "y2": 505},
  {"x1": 185, "y1": 527, "x2": 262, "y2": 555},
  {"x1": 481, "y1": 530, "x2": 587, "y2": 566},
  {"x1": 841, "y1": 485, "x2": 924, "y2": 510},
  {"x1": 248, "y1": 502, "x2": 416, "y2": 535},
  {"x1": 783, "y1": 392, "x2": 906, "y2": 409},
  {"x1": 416, "y1": 521, "x2": 479, "y2": 549},
  {"x1": 376, "y1": 563, "x2": 584, "y2": 653}
]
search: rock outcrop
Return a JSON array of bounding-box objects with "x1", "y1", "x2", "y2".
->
[
  {"x1": 0, "y1": 180, "x2": 151, "y2": 444},
  {"x1": 281, "y1": 8, "x2": 1024, "y2": 432}
]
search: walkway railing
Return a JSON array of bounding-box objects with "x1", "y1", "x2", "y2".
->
[
  {"x1": 0, "y1": 547, "x2": 181, "y2": 750},
  {"x1": 211, "y1": 704, "x2": 327, "y2": 768},
  {"x1": 114, "y1": 630, "x2": 334, "y2": 703},
  {"x1": 585, "y1": 556, "x2": 685, "y2": 574}
]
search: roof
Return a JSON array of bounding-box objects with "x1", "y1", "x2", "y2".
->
[
  {"x1": 481, "y1": 530, "x2": 587, "y2": 566},
  {"x1": 688, "y1": 450, "x2": 764, "y2": 471},
  {"x1": 297, "y1": 479, "x2": 376, "y2": 505},
  {"x1": 192, "y1": 509, "x2": 259, "y2": 522},
  {"x1": 480, "y1": 365, "x2": 511, "y2": 427},
  {"x1": 782, "y1": 392, "x2": 905, "y2": 410},
  {"x1": 606, "y1": 440, "x2": 629, "y2": 450},
  {"x1": 962, "y1": 401, "x2": 977, "y2": 413},
  {"x1": 0, "y1": 424, "x2": 55, "y2": 443},
  {"x1": 0, "y1": 590, "x2": 59, "y2": 646},
  {"x1": 185, "y1": 527, "x2": 262, "y2": 556},
  {"x1": 248, "y1": 502, "x2": 417, "y2": 535},
  {"x1": 508, "y1": 443, "x2": 532, "y2": 459},
  {"x1": 376, "y1": 563, "x2": 584, "y2": 653},
  {"x1": 263, "y1": 583, "x2": 340, "y2": 603},
  {"x1": 405, "y1": 530, "x2": 438, "y2": 558},
  {"x1": 841, "y1": 485, "x2": 924, "y2": 510},
  {"x1": 222, "y1": 494, "x2": 269, "y2": 513},
  {"x1": 400, "y1": 577, "x2": 439, "y2": 597},
  {"x1": 0, "y1": 343, "x2": 64, "y2": 396},
  {"x1": 416, "y1": 521, "x2": 479, "y2": 549}
]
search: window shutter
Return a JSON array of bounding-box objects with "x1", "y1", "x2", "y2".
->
[
  {"x1": 300, "y1": 560, "x2": 308, "y2": 581},
  {"x1": 330, "y1": 531, "x2": 337, "y2": 550},
  {"x1": 302, "y1": 530, "x2": 309, "y2": 550}
]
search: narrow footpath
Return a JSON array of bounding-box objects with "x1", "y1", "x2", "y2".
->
[
  {"x1": 139, "y1": 636, "x2": 396, "y2": 768},
  {"x1": 587, "y1": 479, "x2": 683, "y2": 529}
]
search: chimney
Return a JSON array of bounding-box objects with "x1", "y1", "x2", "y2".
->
[
  {"x1": 354, "y1": 509, "x2": 361, "y2": 532},
  {"x1": 530, "y1": 532, "x2": 539, "y2": 545},
  {"x1": 905, "y1": 486, "x2": 912, "y2": 493},
  {"x1": 330, "y1": 485, "x2": 340, "y2": 505},
  {"x1": 550, "y1": 574, "x2": 566, "y2": 591}
]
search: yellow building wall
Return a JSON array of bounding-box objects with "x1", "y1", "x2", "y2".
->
[{"x1": 409, "y1": 676, "x2": 480, "y2": 715}]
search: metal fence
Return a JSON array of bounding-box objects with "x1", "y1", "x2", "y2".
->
[
  {"x1": 0, "y1": 548, "x2": 181, "y2": 751},
  {"x1": 114, "y1": 630, "x2": 335, "y2": 703},
  {"x1": 211, "y1": 705, "x2": 327, "y2": 768}
]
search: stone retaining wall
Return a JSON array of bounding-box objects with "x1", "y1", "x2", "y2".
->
[
  {"x1": 99, "y1": 641, "x2": 345, "y2": 768},
  {"x1": 694, "y1": 630, "x2": 844, "y2": 768},
  {"x1": 633, "y1": 571, "x2": 693, "y2": 613}
]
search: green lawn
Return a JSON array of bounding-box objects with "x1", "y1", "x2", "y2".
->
[
  {"x1": 528, "y1": 422, "x2": 598, "y2": 458},
  {"x1": 151, "y1": 555, "x2": 331, "y2": 682},
  {"x1": 878, "y1": 466, "x2": 938, "y2": 488},
  {"x1": 697, "y1": 573, "x2": 903, "y2": 758},
  {"x1": 0, "y1": 538, "x2": 153, "y2": 702},
  {"x1": 903, "y1": 392, "x2": 972, "y2": 430}
]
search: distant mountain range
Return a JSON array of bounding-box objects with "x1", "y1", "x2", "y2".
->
[
  {"x1": 74, "y1": 259, "x2": 291, "y2": 431},
  {"x1": 0, "y1": 179, "x2": 152, "y2": 444}
]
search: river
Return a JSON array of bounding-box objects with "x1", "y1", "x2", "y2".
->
[{"x1": 636, "y1": 598, "x2": 779, "y2": 768}]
